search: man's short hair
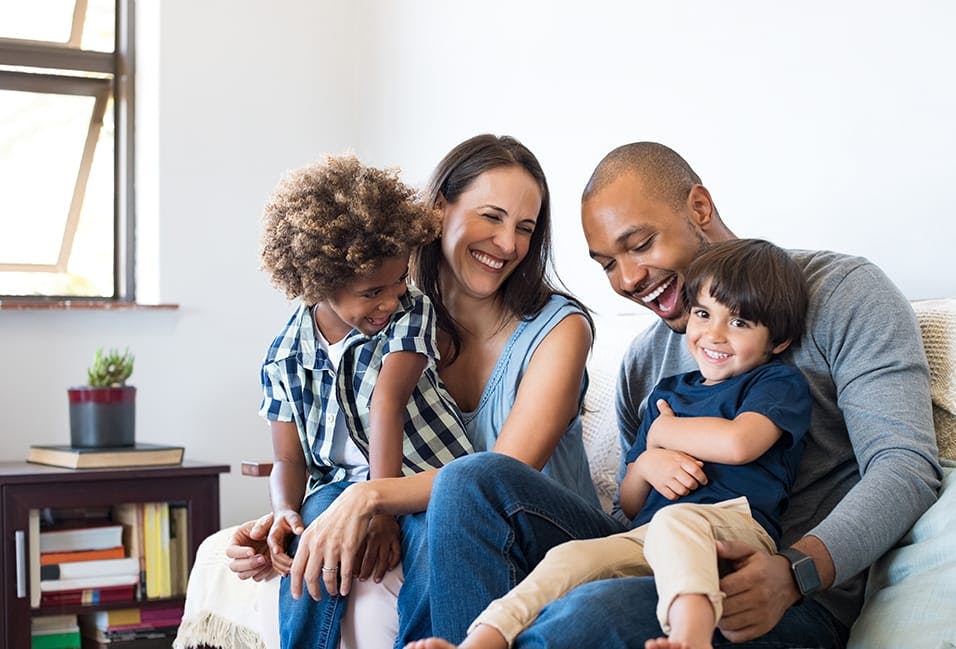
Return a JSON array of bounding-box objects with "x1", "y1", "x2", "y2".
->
[
  {"x1": 582, "y1": 142, "x2": 702, "y2": 210},
  {"x1": 683, "y1": 239, "x2": 809, "y2": 346}
]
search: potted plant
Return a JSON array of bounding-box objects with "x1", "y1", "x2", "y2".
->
[{"x1": 68, "y1": 347, "x2": 136, "y2": 448}]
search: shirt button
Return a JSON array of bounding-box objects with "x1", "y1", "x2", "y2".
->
[{"x1": 326, "y1": 413, "x2": 335, "y2": 425}]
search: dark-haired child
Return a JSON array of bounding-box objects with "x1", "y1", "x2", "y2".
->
[
  {"x1": 258, "y1": 155, "x2": 472, "y2": 649},
  {"x1": 407, "y1": 238, "x2": 811, "y2": 649}
]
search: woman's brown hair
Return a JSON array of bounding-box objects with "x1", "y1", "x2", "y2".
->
[{"x1": 412, "y1": 134, "x2": 591, "y2": 362}]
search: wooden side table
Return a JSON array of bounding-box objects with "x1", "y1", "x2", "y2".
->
[{"x1": 0, "y1": 460, "x2": 229, "y2": 649}]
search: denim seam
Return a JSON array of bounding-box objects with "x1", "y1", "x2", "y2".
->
[{"x1": 503, "y1": 501, "x2": 591, "y2": 539}]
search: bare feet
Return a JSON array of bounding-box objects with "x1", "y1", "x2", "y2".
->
[
  {"x1": 645, "y1": 639, "x2": 691, "y2": 649},
  {"x1": 404, "y1": 640, "x2": 458, "y2": 649},
  {"x1": 646, "y1": 593, "x2": 715, "y2": 649},
  {"x1": 405, "y1": 624, "x2": 508, "y2": 649}
]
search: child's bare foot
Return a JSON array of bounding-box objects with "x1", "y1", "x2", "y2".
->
[
  {"x1": 645, "y1": 638, "x2": 691, "y2": 649},
  {"x1": 404, "y1": 639, "x2": 458, "y2": 649},
  {"x1": 647, "y1": 593, "x2": 714, "y2": 649}
]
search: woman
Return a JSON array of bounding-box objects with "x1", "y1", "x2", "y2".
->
[{"x1": 225, "y1": 134, "x2": 598, "y2": 648}]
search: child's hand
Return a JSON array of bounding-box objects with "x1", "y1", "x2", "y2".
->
[
  {"x1": 353, "y1": 514, "x2": 402, "y2": 583},
  {"x1": 647, "y1": 399, "x2": 677, "y2": 449},
  {"x1": 268, "y1": 508, "x2": 305, "y2": 576},
  {"x1": 225, "y1": 513, "x2": 278, "y2": 581},
  {"x1": 636, "y1": 448, "x2": 707, "y2": 500}
]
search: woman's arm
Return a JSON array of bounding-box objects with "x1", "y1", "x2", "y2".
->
[{"x1": 490, "y1": 313, "x2": 592, "y2": 468}]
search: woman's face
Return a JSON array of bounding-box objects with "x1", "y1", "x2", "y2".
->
[{"x1": 439, "y1": 165, "x2": 542, "y2": 301}]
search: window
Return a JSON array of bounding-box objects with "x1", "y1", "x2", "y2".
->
[{"x1": 0, "y1": 0, "x2": 134, "y2": 301}]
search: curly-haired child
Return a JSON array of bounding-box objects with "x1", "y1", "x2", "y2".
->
[{"x1": 258, "y1": 155, "x2": 473, "y2": 648}]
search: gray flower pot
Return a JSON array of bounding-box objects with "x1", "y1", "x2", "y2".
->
[{"x1": 68, "y1": 386, "x2": 136, "y2": 448}]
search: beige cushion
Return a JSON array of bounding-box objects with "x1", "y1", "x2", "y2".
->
[{"x1": 912, "y1": 299, "x2": 956, "y2": 460}]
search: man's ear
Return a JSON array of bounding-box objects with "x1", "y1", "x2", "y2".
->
[
  {"x1": 435, "y1": 193, "x2": 447, "y2": 212},
  {"x1": 687, "y1": 184, "x2": 715, "y2": 230},
  {"x1": 770, "y1": 338, "x2": 793, "y2": 356}
]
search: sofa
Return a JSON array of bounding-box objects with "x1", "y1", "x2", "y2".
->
[{"x1": 175, "y1": 298, "x2": 956, "y2": 649}]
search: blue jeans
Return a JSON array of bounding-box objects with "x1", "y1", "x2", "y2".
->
[
  {"x1": 414, "y1": 452, "x2": 849, "y2": 649},
  {"x1": 279, "y1": 481, "x2": 351, "y2": 649},
  {"x1": 408, "y1": 453, "x2": 625, "y2": 642},
  {"x1": 280, "y1": 481, "x2": 431, "y2": 649}
]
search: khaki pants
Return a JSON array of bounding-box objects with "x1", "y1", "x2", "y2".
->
[{"x1": 470, "y1": 497, "x2": 776, "y2": 645}]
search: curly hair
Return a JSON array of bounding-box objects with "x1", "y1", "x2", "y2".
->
[{"x1": 261, "y1": 155, "x2": 441, "y2": 305}]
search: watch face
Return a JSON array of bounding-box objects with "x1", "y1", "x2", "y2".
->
[
  {"x1": 792, "y1": 555, "x2": 821, "y2": 595},
  {"x1": 779, "y1": 548, "x2": 821, "y2": 597}
]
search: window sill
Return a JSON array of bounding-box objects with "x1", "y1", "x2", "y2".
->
[{"x1": 0, "y1": 299, "x2": 179, "y2": 311}]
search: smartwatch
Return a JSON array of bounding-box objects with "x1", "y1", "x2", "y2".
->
[{"x1": 777, "y1": 547, "x2": 821, "y2": 604}]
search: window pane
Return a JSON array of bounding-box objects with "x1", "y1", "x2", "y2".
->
[
  {"x1": 68, "y1": 97, "x2": 115, "y2": 296},
  {"x1": 0, "y1": 1, "x2": 77, "y2": 44},
  {"x1": 81, "y1": 0, "x2": 116, "y2": 53},
  {"x1": 0, "y1": 88, "x2": 114, "y2": 297}
]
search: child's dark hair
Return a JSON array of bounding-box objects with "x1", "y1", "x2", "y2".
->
[
  {"x1": 683, "y1": 239, "x2": 808, "y2": 346},
  {"x1": 261, "y1": 155, "x2": 440, "y2": 305}
]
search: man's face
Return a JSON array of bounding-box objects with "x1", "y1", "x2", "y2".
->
[{"x1": 582, "y1": 173, "x2": 712, "y2": 333}]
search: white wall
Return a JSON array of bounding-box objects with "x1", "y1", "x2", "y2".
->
[{"x1": 1, "y1": 1, "x2": 953, "y2": 525}]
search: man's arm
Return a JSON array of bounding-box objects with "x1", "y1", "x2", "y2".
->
[{"x1": 800, "y1": 263, "x2": 940, "y2": 586}]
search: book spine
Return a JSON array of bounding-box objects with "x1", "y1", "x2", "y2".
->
[
  {"x1": 158, "y1": 503, "x2": 171, "y2": 597},
  {"x1": 143, "y1": 503, "x2": 159, "y2": 599},
  {"x1": 39, "y1": 547, "x2": 125, "y2": 566},
  {"x1": 40, "y1": 557, "x2": 138, "y2": 581},
  {"x1": 39, "y1": 584, "x2": 135, "y2": 606},
  {"x1": 29, "y1": 630, "x2": 81, "y2": 649}
]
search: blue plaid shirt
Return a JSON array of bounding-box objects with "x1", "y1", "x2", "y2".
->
[{"x1": 259, "y1": 286, "x2": 472, "y2": 497}]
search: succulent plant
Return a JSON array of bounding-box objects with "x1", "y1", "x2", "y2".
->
[{"x1": 87, "y1": 347, "x2": 135, "y2": 387}]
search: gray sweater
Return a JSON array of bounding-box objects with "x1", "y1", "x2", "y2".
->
[{"x1": 615, "y1": 249, "x2": 941, "y2": 629}]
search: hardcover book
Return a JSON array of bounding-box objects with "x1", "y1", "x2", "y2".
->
[
  {"x1": 40, "y1": 573, "x2": 139, "y2": 593},
  {"x1": 41, "y1": 557, "x2": 139, "y2": 581},
  {"x1": 39, "y1": 583, "x2": 135, "y2": 607},
  {"x1": 41, "y1": 547, "x2": 125, "y2": 566},
  {"x1": 40, "y1": 525, "x2": 124, "y2": 554},
  {"x1": 28, "y1": 443, "x2": 184, "y2": 470}
]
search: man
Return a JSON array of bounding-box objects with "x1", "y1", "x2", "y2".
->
[{"x1": 421, "y1": 142, "x2": 941, "y2": 648}]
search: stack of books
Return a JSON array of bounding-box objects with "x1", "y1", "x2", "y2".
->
[
  {"x1": 79, "y1": 606, "x2": 183, "y2": 649},
  {"x1": 31, "y1": 615, "x2": 81, "y2": 649},
  {"x1": 39, "y1": 523, "x2": 139, "y2": 606}
]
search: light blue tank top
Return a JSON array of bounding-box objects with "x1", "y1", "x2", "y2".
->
[{"x1": 462, "y1": 295, "x2": 600, "y2": 508}]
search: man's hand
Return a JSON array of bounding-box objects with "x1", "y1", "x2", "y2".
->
[
  {"x1": 635, "y1": 448, "x2": 707, "y2": 500},
  {"x1": 716, "y1": 539, "x2": 800, "y2": 641},
  {"x1": 225, "y1": 512, "x2": 279, "y2": 582}
]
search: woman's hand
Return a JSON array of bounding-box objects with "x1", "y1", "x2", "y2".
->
[
  {"x1": 355, "y1": 514, "x2": 402, "y2": 583},
  {"x1": 267, "y1": 508, "x2": 305, "y2": 575},
  {"x1": 289, "y1": 481, "x2": 378, "y2": 600},
  {"x1": 225, "y1": 512, "x2": 279, "y2": 582},
  {"x1": 635, "y1": 448, "x2": 707, "y2": 500}
]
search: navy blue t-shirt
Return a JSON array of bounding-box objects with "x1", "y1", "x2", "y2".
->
[{"x1": 624, "y1": 360, "x2": 811, "y2": 543}]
